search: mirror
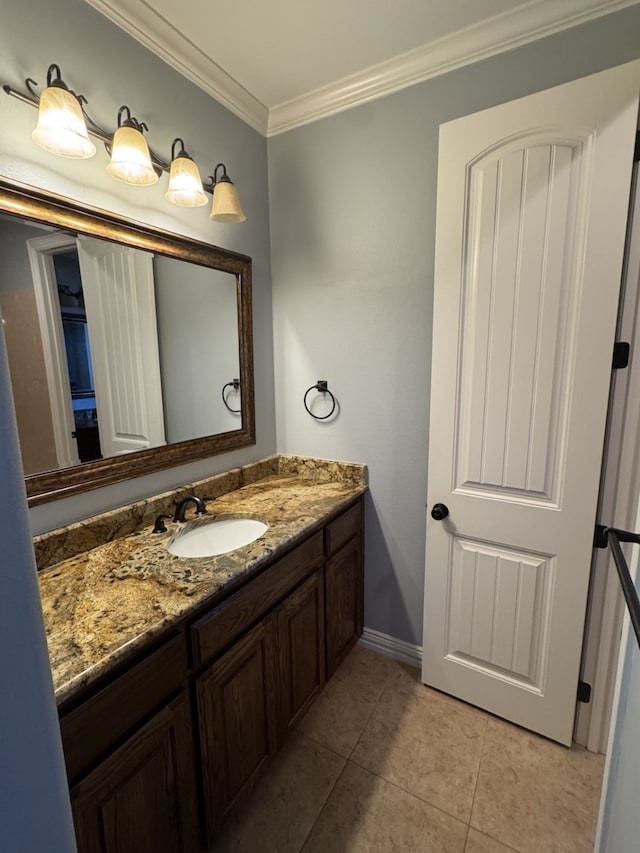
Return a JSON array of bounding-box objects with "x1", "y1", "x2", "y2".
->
[{"x1": 0, "y1": 179, "x2": 255, "y2": 506}]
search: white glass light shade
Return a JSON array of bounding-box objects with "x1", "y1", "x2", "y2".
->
[
  {"x1": 165, "y1": 156, "x2": 207, "y2": 207},
  {"x1": 210, "y1": 180, "x2": 246, "y2": 223},
  {"x1": 106, "y1": 125, "x2": 158, "y2": 186},
  {"x1": 32, "y1": 86, "x2": 96, "y2": 159}
]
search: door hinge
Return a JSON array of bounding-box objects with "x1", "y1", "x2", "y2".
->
[
  {"x1": 635, "y1": 129, "x2": 640, "y2": 163},
  {"x1": 577, "y1": 681, "x2": 592, "y2": 704},
  {"x1": 612, "y1": 341, "x2": 630, "y2": 369}
]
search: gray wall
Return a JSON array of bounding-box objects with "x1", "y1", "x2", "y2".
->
[
  {"x1": 0, "y1": 321, "x2": 76, "y2": 849},
  {"x1": 268, "y1": 4, "x2": 640, "y2": 647},
  {"x1": 0, "y1": 0, "x2": 275, "y2": 535}
]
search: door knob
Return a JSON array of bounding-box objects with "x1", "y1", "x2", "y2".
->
[{"x1": 431, "y1": 503, "x2": 449, "y2": 521}]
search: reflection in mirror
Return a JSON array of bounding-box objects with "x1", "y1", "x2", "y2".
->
[
  {"x1": 0, "y1": 216, "x2": 240, "y2": 475},
  {"x1": 154, "y1": 256, "x2": 240, "y2": 443},
  {"x1": 0, "y1": 180, "x2": 254, "y2": 505}
]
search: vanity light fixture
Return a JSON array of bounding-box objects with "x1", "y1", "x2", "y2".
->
[
  {"x1": 208, "y1": 163, "x2": 246, "y2": 223},
  {"x1": 3, "y1": 64, "x2": 246, "y2": 222},
  {"x1": 106, "y1": 106, "x2": 158, "y2": 186},
  {"x1": 31, "y1": 64, "x2": 96, "y2": 159},
  {"x1": 166, "y1": 138, "x2": 207, "y2": 207}
]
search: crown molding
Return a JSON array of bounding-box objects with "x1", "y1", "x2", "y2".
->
[
  {"x1": 83, "y1": 0, "x2": 269, "y2": 135},
  {"x1": 83, "y1": 0, "x2": 638, "y2": 139},
  {"x1": 267, "y1": 0, "x2": 639, "y2": 135}
]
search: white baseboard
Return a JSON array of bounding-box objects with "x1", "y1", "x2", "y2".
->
[{"x1": 358, "y1": 627, "x2": 423, "y2": 669}]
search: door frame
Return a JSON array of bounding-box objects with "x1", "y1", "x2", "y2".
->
[
  {"x1": 576, "y1": 143, "x2": 640, "y2": 754},
  {"x1": 27, "y1": 232, "x2": 80, "y2": 470}
]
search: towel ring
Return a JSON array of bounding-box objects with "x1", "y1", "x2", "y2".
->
[
  {"x1": 303, "y1": 380, "x2": 337, "y2": 420},
  {"x1": 222, "y1": 378, "x2": 241, "y2": 414}
]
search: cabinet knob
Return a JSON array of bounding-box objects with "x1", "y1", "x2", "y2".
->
[{"x1": 431, "y1": 503, "x2": 449, "y2": 521}]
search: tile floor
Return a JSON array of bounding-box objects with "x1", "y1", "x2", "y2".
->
[{"x1": 214, "y1": 645, "x2": 605, "y2": 852}]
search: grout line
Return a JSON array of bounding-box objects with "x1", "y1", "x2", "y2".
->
[
  {"x1": 297, "y1": 653, "x2": 398, "y2": 849},
  {"x1": 296, "y1": 757, "x2": 350, "y2": 853},
  {"x1": 467, "y1": 827, "x2": 521, "y2": 853},
  {"x1": 300, "y1": 731, "x2": 351, "y2": 762},
  {"x1": 467, "y1": 713, "x2": 491, "y2": 830},
  {"x1": 463, "y1": 823, "x2": 472, "y2": 851},
  {"x1": 346, "y1": 759, "x2": 471, "y2": 830},
  {"x1": 465, "y1": 718, "x2": 523, "y2": 853},
  {"x1": 345, "y1": 677, "x2": 390, "y2": 761},
  {"x1": 347, "y1": 749, "x2": 472, "y2": 827}
]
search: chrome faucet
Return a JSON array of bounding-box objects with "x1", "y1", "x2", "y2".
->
[{"x1": 173, "y1": 495, "x2": 209, "y2": 523}]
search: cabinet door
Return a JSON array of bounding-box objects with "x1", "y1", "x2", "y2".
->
[
  {"x1": 71, "y1": 691, "x2": 200, "y2": 853},
  {"x1": 276, "y1": 568, "x2": 325, "y2": 739},
  {"x1": 326, "y1": 536, "x2": 364, "y2": 678},
  {"x1": 197, "y1": 618, "x2": 278, "y2": 840}
]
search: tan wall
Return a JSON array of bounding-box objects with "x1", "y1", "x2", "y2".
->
[{"x1": 0, "y1": 290, "x2": 58, "y2": 475}]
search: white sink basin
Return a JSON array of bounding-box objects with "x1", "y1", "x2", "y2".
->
[{"x1": 167, "y1": 518, "x2": 268, "y2": 558}]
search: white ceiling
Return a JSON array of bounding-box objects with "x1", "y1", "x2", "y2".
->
[
  {"x1": 84, "y1": 0, "x2": 638, "y2": 135},
  {"x1": 149, "y1": 0, "x2": 524, "y2": 107}
]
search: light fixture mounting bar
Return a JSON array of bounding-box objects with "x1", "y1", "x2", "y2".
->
[{"x1": 2, "y1": 78, "x2": 220, "y2": 191}]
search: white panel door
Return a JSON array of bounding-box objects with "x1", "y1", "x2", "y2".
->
[
  {"x1": 77, "y1": 236, "x2": 165, "y2": 456},
  {"x1": 422, "y1": 61, "x2": 640, "y2": 745}
]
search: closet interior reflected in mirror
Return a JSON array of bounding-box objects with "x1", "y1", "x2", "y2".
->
[{"x1": 0, "y1": 180, "x2": 255, "y2": 506}]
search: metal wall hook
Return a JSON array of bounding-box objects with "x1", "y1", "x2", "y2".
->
[
  {"x1": 303, "y1": 380, "x2": 337, "y2": 420},
  {"x1": 222, "y1": 378, "x2": 241, "y2": 414}
]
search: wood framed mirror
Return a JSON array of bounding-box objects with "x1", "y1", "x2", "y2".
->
[{"x1": 0, "y1": 179, "x2": 255, "y2": 506}]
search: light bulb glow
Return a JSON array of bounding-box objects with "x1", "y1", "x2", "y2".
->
[
  {"x1": 32, "y1": 86, "x2": 96, "y2": 159},
  {"x1": 166, "y1": 155, "x2": 207, "y2": 207},
  {"x1": 106, "y1": 125, "x2": 158, "y2": 186}
]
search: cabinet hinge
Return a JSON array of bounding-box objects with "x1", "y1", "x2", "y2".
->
[
  {"x1": 612, "y1": 341, "x2": 630, "y2": 370},
  {"x1": 577, "y1": 681, "x2": 592, "y2": 704}
]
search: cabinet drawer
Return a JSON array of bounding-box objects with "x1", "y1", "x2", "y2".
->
[
  {"x1": 191, "y1": 532, "x2": 323, "y2": 669},
  {"x1": 60, "y1": 634, "x2": 187, "y2": 785},
  {"x1": 325, "y1": 500, "x2": 362, "y2": 556}
]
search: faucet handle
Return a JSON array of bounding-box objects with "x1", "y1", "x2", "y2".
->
[{"x1": 152, "y1": 514, "x2": 172, "y2": 534}]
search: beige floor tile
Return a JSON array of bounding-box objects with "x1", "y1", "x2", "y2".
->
[
  {"x1": 465, "y1": 828, "x2": 518, "y2": 852},
  {"x1": 351, "y1": 664, "x2": 488, "y2": 822},
  {"x1": 470, "y1": 718, "x2": 605, "y2": 853},
  {"x1": 302, "y1": 762, "x2": 468, "y2": 853},
  {"x1": 214, "y1": 732, "x2": 345, "y2": 853},
  {"x1": 296, "y1": 643, "x2": 398, "y2": 758}
]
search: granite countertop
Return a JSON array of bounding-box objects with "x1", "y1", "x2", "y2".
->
[{"x1": 37, "y1": 456, "x2": 367, "y2": 707}]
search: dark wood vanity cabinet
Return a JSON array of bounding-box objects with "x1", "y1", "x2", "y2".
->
[
  {"x1": 275, "y1": 567, "x2": 326, "y2": 736},
  {"x1": 325, "y1": 501, "x2": 364, "y2": 678},
  {"x1": 61, "y1": 497, "x2": 363, "y2": 852},
  {"x1": 60, "y1": 635, "x2": 201, "y2": 853},
  {"x1": 70, "y1": 692, "x2": 200, "y2": 853},
  {"x1": 197, "y1": 617, "x2": 279, "y2": 837},
  {"x1": 194, "y1": 534, "x2": 327, "y2": 842}
]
